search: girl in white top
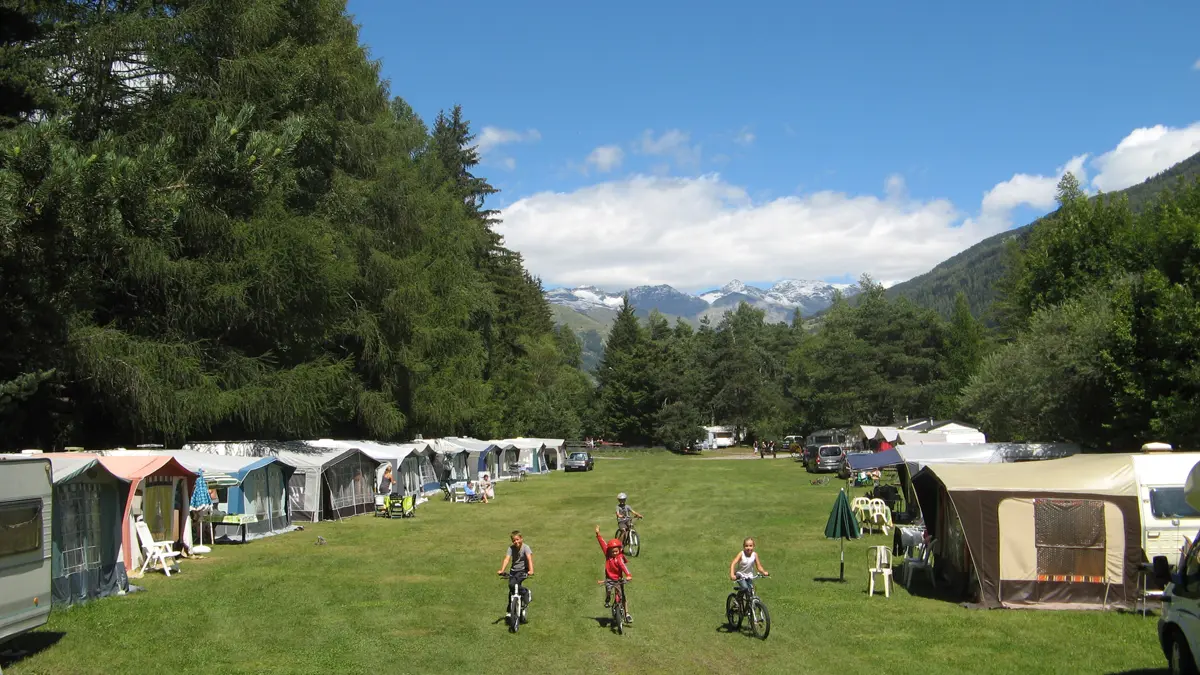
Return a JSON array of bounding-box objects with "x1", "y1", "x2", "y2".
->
[{"x1": 729, "y1": 537, "x2": 769, "y2": 594}]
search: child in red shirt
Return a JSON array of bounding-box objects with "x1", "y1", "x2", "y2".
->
[{"x1": 594, "y1": 524, "x2": 633, "y2": 623}]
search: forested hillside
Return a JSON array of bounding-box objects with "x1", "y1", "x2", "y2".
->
[
  {"x1": 883, "y1": 151, "x2": 1200, "y2": 321},
  {"x1": 0, "y1": 0, "x2": 588, "y2": 450}
]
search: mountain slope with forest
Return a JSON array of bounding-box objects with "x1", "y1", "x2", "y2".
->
[{"x1": 882, "y1": 150, "x2": 1200, "y2": 320}]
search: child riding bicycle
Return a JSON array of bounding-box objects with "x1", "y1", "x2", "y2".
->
[
  {"x1": 497, "y1": 530, "x2": 534, "y2": 622},
  {"x1": 729, "y1": 537, "x2": 769, "y2": 595},
  {"x1": 595, "y1": 524, "x2": 633, "y2": 623},
  {"x1": 614, "y1": 492, "x2": 643, "y2": 540}
]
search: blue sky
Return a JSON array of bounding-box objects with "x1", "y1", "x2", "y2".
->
[{"x1": 348, "y1": 0, "x2": 1200, "y2": 292}]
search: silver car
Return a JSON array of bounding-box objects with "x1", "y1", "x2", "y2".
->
[
  {"x1": 564, "y1": 451, "x2": 594, "y2": 472},
  {"x1": 806, "y1": 445, "x2": 845, "y2": 473}
]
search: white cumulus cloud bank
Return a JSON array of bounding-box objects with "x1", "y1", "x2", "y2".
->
[{"x1": 497, "y1": 122, "x2": 1200, "y2": 291}]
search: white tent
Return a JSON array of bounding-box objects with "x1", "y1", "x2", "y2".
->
[
  {"x1": 514, "y1": 438, "x2": 566, "y2": 472},
  {"x1": 499, "y1": 438, "x2": 552, "y2": 475},
  {"x1": 303, "y1": 439, "x2": 439, "y2": 497},
  {"x1": 184, "y1": 441, "x2": 379, "y2": 522},
  {"x1": 440, "y1": 437, "x2": 507, "y2": 481},
  {"x1": 895, "y1": 430, "x2": 950, "y2": 445},
  {"x1": 428, "y1": 439, "x2": 476, "y2": 482}
]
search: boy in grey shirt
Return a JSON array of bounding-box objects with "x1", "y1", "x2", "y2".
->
[{"x1": 497, "y1": 530, "x2": 535, "y2": 621}]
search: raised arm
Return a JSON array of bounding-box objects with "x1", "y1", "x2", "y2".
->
[{"x1": 595, "y1": 525, "x2": 607, "y2": 552}]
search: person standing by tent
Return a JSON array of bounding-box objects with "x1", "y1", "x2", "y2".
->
[{"x1": 379, "y1": 465, "x2": 394, "y2": 495}]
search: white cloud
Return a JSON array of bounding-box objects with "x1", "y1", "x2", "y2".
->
[
  {"x1": 1090, "y1": 123, "x2": 1200, "y2": 192},
  {"x1": 735, "y1": 127, "x2": 756, "y2": 147},
  {"x1": 475, "y1": 126, "x2": 541, "y2": 154},
  {"x1": 501, "y1": 157, "x2": 517, "y2": 171},
  {"x1": 1193, "y1": 58, "x2": 1200, "y2": 71},
  {"x1": 497, "y1": 121, "x2": 1200, "y2": 291},
  {"x1": 498, "y1": 174, "x2": 973, "y2": 291},
  {"x1": 586, "y1": 145, "x2": 624, "y2": 173},
  {"x1": 637, "y1": 129, "x2": 701, "y2": 169}
]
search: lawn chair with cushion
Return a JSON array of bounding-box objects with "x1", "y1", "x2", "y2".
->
[{"x1": 135, "y1": 519, "x2": 181, "y2": 576}]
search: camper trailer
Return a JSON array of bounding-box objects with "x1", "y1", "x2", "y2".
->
[
  {"x1": 1131, "y1": 444, "x2": 1200, "y2": 564},
  {"x1": 0, "y1": 456, "x2": 52, "y2": 645}
]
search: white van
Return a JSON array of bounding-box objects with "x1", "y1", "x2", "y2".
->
[
  {"x1": 1131, "y1": 447, "x2": 1200, "y2": 563},
  {"x1": 0, "y1": 455, "x2": 52, "y2": 646}
]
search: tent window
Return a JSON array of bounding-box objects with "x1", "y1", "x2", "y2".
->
[
  {"x1": 1034, "y1": 499, "x2": 1106, "y2": 579},
  {"x1": 57, "y1": 483, "x2": 103, "y2": 575},
  {"x1": 0, "y1": 500, "x2": 42, "y2": 558}
]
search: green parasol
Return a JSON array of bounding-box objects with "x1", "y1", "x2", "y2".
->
[{"x1": 824, "y1": 488, "x2": 862, "y2": 581}]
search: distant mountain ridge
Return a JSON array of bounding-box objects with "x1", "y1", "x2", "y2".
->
[{"x1": 546, "y1": 278, "x2": 860, "y2": 333}]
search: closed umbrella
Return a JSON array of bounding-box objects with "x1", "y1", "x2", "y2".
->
[
  {"x1": 190, "y1": 469, "x2": 213, "y2": 554},
  {"x1": 824, "y1": 488, "x2": 862, "y2": 581}
]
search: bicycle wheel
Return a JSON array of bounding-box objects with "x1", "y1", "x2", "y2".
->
[
  {"x1": 509, "y1": 595, "x2": 521, "y2": 633},
  {"x1": 628, "y1": 529, "x2": 640, "y2": 557},
  {"x1": 749, "y1": 598, "x2": 770, "y2": 639},
  {"x1": 725, "y1": 593, "x2": 743, "y2": 629},
  {"x1": 613, "y1": 598, "x2": 624, "y2": 635}
]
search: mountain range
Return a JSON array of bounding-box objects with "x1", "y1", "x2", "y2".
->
[
  {"x1": 546, "y1": 278, "x2": 859, "y2": 335},
  {"x1": 550, "y1": 149, "x2": 1200, "y2": 349}
]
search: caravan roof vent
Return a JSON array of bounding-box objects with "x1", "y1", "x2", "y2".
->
[
  {"x1": 19, "y1": 449, "x2": 43, "y2": 455},
  {"x1": 1141, "y1": 442, "x2": 1173, "y2": 453}
]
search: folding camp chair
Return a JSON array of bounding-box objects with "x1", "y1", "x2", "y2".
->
[{"x1": 135, "y1": 519, "x2": 181, "y2": 577}]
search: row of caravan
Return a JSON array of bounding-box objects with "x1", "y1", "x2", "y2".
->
[{"x1": 0, "y1": 437, "x2": 565, "y2": 649}]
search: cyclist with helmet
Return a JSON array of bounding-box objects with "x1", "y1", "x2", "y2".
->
[
  {"x1": 614, "y1": 492, "x2": 643, "y2": 541},
  {"x1": 594, "y1": 524, "x2": 634, "y2": 623}
]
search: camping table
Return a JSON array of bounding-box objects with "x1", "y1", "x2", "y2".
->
[{"x1": 204, "y1": 513, "x2": 259, "y2": 544}]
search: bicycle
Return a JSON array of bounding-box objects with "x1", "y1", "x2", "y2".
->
[
  {"x1": 602, "y1": 579, "x2": 631, "y2": 635},
  {"x1": 500, "y1": 572, "x2": 531, "y2": 633},
  {"x1": 616, "y1": 516, "x2": 642, "y2": 557},
  {"x1": 726, "y1": 574, "x2": 771, "y2": 639}
]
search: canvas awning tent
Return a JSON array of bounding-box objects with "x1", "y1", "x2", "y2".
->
[
  {"x1": 428, "y1": 439, "x2": 476, "y2": 482},
  {"x1": 107, "y1": 451, "x2": 297, "y2": 540},
  {"x1": 39, "y1": 453, "x2": 196, "y2": 573},
  {"x1": 895, "y1": 430, "x2": 949, "y2": 445},
  {"x1": 499, "y1": 438, "x2": 554, "y2": 474},
  {"x1": 42, "y1": 456, "x2": 129, "y2": 607},
  {"x1": 873, "y1": 427, "x2": 901, "y2": 443},
  {"x1": 510, "y1": 438, "x2": 566, "y2": 472},
  {"x1": 440, "y1": 437, "x2": 506, "y2": 481},
  {"x1": 305, "y1": 439, "x2": 438, "y2": 496},
  {"x1": 184, "y1": 442, "x2": 380, "y2": 522},
  {"x1": 912, "y1": 454, "x2": 1140, "y2": 610}
]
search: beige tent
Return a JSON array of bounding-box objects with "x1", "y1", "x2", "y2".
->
[{"x1": 912, "y1": 454, "x2": 1140, "y2": 610}]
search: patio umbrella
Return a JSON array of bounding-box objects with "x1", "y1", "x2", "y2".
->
[
  {"x1": 190, "y1": 469, "x2": 213, "y2": 554},
  {"x1": 824, "y1": 488, "x2": 862, "y2": 581}
]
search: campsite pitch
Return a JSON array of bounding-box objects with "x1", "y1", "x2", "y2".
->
[{"x1": 5, "y1": 452, "x2": 1164, "y2": 674}]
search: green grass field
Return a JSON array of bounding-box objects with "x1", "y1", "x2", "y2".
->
[{"x1": 6, "y1": 452, "x2": 1165, "y2": 674}]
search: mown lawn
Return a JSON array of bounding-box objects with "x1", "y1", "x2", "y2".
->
[{"x1": 6, "y1": 452, "x2": 1165, "y2": 674}]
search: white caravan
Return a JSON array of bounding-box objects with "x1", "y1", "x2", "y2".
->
[
  {"x1": 0, "y1": 455, "x2": 52, "y2": 647},
  {"x1": 1153, "y1": 456, "x2": 1200, "y2": 674},
  {"x1": 1131, "y1": 445, "x2": 1200, "y2": 563}
]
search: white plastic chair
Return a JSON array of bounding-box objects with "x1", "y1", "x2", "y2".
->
[
  {"x1": 135, "y1": 519, "x2": 180, "y2": 577},
  {"x1": 867, "y1": 545, "x2": 893, "y2": 597},
  {"x1": 867, "y1": 502, "x2": 892, "y2": 536},
  {"x1": 903, "y1": 538, "x2": 936, "y2": 588}
]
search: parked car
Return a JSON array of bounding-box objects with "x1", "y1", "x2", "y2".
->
[
  {"x1": 564, "y1": 451, "x2": 594, "y2": 472},
  {"x1": 806, "y1": 445, "x2": 845, "y2": 473},
  {"x1": 1156, "y1": 546, "x2": 1200, "y2": 675}
]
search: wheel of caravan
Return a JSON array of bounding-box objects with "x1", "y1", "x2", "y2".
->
[
  {"x1": 627, "y1": 530, "x2": 640, "y2": 557},
  {"x1": 725, "y1": 593, "x2": 742, "y2": 629},
  {"x1": 749, "y1": 598, "x2": 771, "y2": 639}
]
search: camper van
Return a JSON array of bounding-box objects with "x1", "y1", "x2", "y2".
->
[
  {"x1": 1154, "y1": 457, "x2": 1200, "y2": 675},
  {"x1": 0, "y1": 455, "x2": 52, "y2": 645},
  {"x1": 1131, "y1": 445, "x2": 1200, "y2": 564}
]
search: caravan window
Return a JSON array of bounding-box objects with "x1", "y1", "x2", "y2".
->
[
  {"x1": 1149, "y1": 487, "x2": 1200, "y2": 519},
  {"x1": 0, "y1": 500, "x2": 42, "y2": 558},
  {"x1": 1034, "y1": 499, "x2": 1106, "y2": 579}
]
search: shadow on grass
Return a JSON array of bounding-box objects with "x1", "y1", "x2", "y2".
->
[
  {"x1": 0, "y1": 631, "x2": 66, "y2": 669},
  {"x1": 1105, "y1": 670, "x2": 1168, "y2": 675},
  {"x1": 715, "y1": 622, "x2": 764, "y2": 639},
  {"x1": 812, "y1": 577, "x2": 849, "y2": 583}
]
